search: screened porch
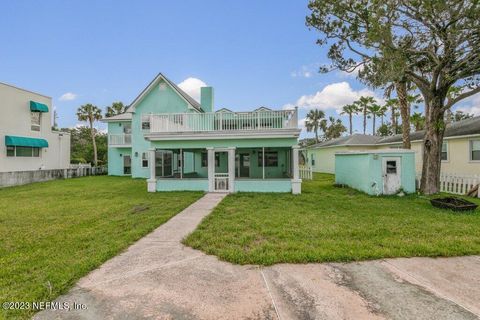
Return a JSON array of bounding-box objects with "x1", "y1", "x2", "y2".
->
[{"x1": 152, "y1": 147, "x2": 294, "y2": 180}]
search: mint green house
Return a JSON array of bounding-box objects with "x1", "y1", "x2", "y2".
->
[
  {"x1": 335, "y1": 150, "x2": 416, "y2": 195},
  {"x1": 103, "y1": 73, "x2": 302, "y2": 194}
]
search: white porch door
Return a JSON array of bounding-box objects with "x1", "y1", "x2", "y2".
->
[
  {"x1": 208, "y1": 148, "x2": 235, "y2": 193},
  {"x1": 382, "y1": 157, "x2": 401, "y2": 195}
]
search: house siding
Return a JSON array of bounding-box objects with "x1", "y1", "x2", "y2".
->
[{"x1": 0, "y1": 83, "x2": 70, "y2": 172}]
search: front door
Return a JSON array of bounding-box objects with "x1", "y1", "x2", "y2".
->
[
  {"x1": 382, "y1": 157, "x2": 401, "y2": 194},
  {"x1": 238, "y1": 153, "x2": 250, "y2": 178},
  {"x1": 214, "y1": 151, "x2": 229, "y2": 192},
  {"x1": 123, "y1": 155, "x2": 131, "y2": 175}
]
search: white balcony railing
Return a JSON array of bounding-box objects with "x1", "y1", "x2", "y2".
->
[
  {"x1": 108, "y1": 134, "x2": 132, "y2": 145},
  {"x1": 147, "y1": 109, "x2": 298, "y2": 133}
]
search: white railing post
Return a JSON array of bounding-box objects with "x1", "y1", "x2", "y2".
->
[
  {"x1": 147, "y1": 148, "x2": 156, "y2": 192},
  {"x1": 228, "y1": 147, "x2": 235, "y2": 193},
  {"x1": 292, "y1": 145, "x2": 301, "y2": 194},
  {"x1": 207, "y1": 148, "x2": 215, "y2": 192}
]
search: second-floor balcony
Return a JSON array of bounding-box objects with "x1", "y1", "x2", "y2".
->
[
  {"x1": 108, "y1": 134, "x2": 132, "y2": 146},
  {"x1": 146, "y1": 109, "x2": 298, "y2": 134}
]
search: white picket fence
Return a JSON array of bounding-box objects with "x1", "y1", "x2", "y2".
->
[
  {"x1": 299, "y1": 165, "x2": 313, "y2": 180},
  {"x1": 417, "y1": 173, "x2": 480, "y2": 197},
  {"x1": 439, "y1": 173, "x2": 480, "y2": 196}
]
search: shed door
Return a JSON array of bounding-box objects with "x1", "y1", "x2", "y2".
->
[{"x1": 382, "y1": 157, "x2": 401, "y2": 195}]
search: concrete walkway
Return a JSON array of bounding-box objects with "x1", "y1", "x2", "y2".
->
[{"x1": 36, "y1": 193, "x2": 480, "y2": 320}]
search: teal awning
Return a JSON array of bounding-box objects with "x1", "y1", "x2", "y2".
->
[
  {"x1": 30, "y1": 101, "x2": 49, "y2": 112},
  {"x1": 5, "y1": 136, "x2": 49, "y2": 148}
]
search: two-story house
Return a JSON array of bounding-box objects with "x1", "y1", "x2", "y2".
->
[
  {"x1": 103, "y1": 73, "x2": 303, "y2": 194},
  {"x1": 0, "y1": 82, "x2": 70, "y2": 172}
]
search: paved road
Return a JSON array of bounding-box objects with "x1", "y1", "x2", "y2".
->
[{"x1": 35, "y1": 193, "x2": 480, "y2": 320}]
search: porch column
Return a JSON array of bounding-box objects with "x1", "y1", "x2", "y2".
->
[
  {"x1": 228, "y1": 147, "x2": 236, "y2": 192},
  {"x1": 147, "y1": 148, "x2": 156, "y2": 192},
  {"x1": 291, "y1": 145, "x2": 301, "y2": 194},
  {"x1": 207, "y1": 147, "x2": 215, "y2": 192}
]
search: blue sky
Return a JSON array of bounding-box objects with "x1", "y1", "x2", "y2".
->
[{"x1": 1, "y1": 1, "x2": 478, "y2": 136}]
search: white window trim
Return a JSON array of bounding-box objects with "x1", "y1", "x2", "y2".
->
[
  {"x1": 141, "y1": 152, "x2": 149, "y2": 168},
  {"x1": 31, "y1": 112, "x2": 41, "y2": 131},
  {"x1": 469, "y1": 139, "x2": 480, "y2": 162},
  {"x1": 6, "y1": 146, "x2": 41, "y2": 158},
  {"x1": 141, "y1": 114, "x2": 151, "y2": 131},
  {"x1": 441, "y1": 141, "x2": 449, "y2": 163}
]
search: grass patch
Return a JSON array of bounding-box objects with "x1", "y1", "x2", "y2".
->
[
  {"x1": 184, "y1": 173, "x2": 480, "y2": 265},
  {"x1": 0, "y1": 176, "x2": 202, "y2": 319}
]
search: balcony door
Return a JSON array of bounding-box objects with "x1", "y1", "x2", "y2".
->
[{"x1": 123, "y1": 123, "x2": 132, "y2": 144}]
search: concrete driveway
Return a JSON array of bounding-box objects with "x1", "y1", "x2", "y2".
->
[{"x1": 35, "y1": 193, "x2": 480, "y2": 320}]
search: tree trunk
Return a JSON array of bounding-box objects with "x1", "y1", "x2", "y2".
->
[
  {"x1": 89, "y1": 119, "x2": 98, "y2": 166},
  {"x1": 396, "y1": 81, "x2": 411, "y2": 149},
  {"x1": 349, "y1": 114, "x2": 353, "y2": 135},
  {"x1": 390, "y1": 106, "x2": 396, "y2": 133},
  {"x1": 363, "y1": 108, "x2": 367, "y2": 134},
  {"x1": 372, "y1": 115, "x2": 376, "y2": 135},
  {"x1": 420, "y1": 100, "x2": 445, "y2": 195},
  {"x1": 315, "y1": 128, "x2": 319, "y2": 143}
]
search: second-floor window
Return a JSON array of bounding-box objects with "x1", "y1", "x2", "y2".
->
[
  {"x1": 141, "y1": 115, "x2": 150, "y2": 130},
  {"x1": 31, "y1": 112, "x2": 41, "y2": 131}
]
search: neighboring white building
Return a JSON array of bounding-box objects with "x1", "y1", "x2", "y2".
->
[{"x1": 0, "y1": 82, "x2": 70, "y2": 172}]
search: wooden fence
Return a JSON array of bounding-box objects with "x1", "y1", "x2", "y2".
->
[{"x1": 299, "y1": 165, "x2": 313, "y2": 180}]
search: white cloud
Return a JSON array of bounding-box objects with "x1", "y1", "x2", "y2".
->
[
  {"x1": 59, "y1": 92, "x2": 77, "y2": 101},
  {"x1": 177, "y1": 77, "x2": 207, "y2": 102},
  {"x1": 291, "y1": 81, "x2": 381, "y2": 112},
  {"x1": 456, "y1": 92, "x2": 480, "y2": 115},
  {"x1": 291, "y1": 64, "x2": 319, "y2": 78}
]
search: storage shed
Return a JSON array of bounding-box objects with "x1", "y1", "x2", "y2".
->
[{"x1": 335, "y1": 150, "x2": 416, "y2": 195}]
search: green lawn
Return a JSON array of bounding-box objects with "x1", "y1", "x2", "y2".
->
[
  {"x1": 184, "y1": 173, "x2": 480, "y2": 265},
  {"x1": 0, "y1": 176, "x2": 202, "y2": 319}
]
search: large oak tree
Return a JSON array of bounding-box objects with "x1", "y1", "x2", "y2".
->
[{"x1": 307, "y1": 0, "x2": 480, "y2": 194}]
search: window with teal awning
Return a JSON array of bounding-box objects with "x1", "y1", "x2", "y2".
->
[
  {"x1": 5, "y1": 136, "x2": 49, "y2": 148},
  {"x1": 30, "y1": 101, "x2": 49, "y2": 112}
]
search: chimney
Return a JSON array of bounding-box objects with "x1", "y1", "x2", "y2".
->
[{"x1": 200, "y1": 87, "x2": 214, "y2": 112}]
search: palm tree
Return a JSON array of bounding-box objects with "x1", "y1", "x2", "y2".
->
[
  {"x1": 105, "y1": 101, "x2": 126, "y2": 117},
  {"x1": 354, "y1": 96, "x2": 376, "y2": 134},
  {"x1": 325, "y1": 116, "x2": 347, "y2": 140},
  {"x1": 384, "y1": 98, "x2": 399, "y2": 134},
  {"x1": 366, "y1": 103, "x2": 383, "y2": 135},
  {"x1": 340, "y1": 104, "x2": 359, "y2": 135},
  {"x1": 410, "y1": 112, "x2": 425, "y2": 131},
  {"x1": 77, "y1": 104, "x2": 103, "y2": 166},
  {"x1": 305, "y1": 109, "x2": 326, "y2": 142},
  {"x1": 377, "y1": 105, "x2": 387, "y2": 126}
]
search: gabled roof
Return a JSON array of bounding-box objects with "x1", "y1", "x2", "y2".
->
[
  {"x1": 377, "y1": 116, "x2": 480, "y2": 144},
  {"x1": 126, "y1": 73, "x2": 203, "y2": 113},
  {"x1": 216, "y1": 108, "x2": 233, "y2": 113},
  {"x1": 101, "y1": 112, "x2": 132, "y2": 122},
  {"x1": 308, "y1": 116, "x2": 480, "y2": 148},
  {"x1": 310, "y1": 134, "x2": 382, "y2": 148},
  {"x1": 254, "y1": 106, "x2": 272, "y2": 112}
]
